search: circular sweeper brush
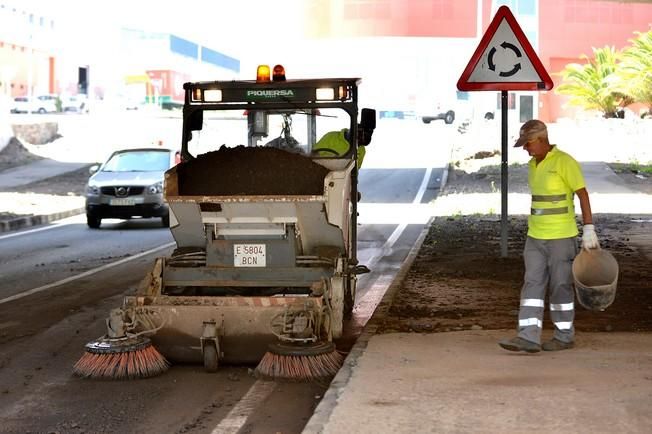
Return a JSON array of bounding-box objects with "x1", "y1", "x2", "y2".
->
[
  {"x1": 73, "y1": 335, "x2": 169, "y2": 380},
  {"x1": 254, "y1": 341, "x2": 344, "y2": 382}
]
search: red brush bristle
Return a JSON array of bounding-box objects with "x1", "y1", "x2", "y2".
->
[
  {"x1": 254, "y1": 350, "x2": 344, "y2": 382},
  {"x1": 73, "y1": 344, "x2": 169, "y2": 380}
]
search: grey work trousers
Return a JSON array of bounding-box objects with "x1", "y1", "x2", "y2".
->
[{"x1": 517, "y1": 236, "x2": 578, "y2": 344}]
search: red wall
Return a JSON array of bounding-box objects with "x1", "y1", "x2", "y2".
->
[
  {"x1": 306, "y1": 0, "x2": 478, "y2": 38},
  {"x1": 539, "y1": 0, "x2": 652, "y2": 121}
]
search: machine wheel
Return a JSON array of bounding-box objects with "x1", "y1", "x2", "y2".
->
[
  {"x1": 444, "y1": 111, "x2": 455, "y2": 124},
  {"x1": 203, "y1": 344, "x2": 219, "y2": 373},
  {"x1": 161, "y1": 212, "x2": 170, "y2": 227},
  {"x1": 344, "y1": 276, "x2": 356, "y2": 319},
  {"x1": 86, "y1": 213, "x2": 101, "y2": 229}
]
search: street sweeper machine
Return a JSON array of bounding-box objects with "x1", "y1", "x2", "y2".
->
[{"x1": 74, "y1": 65, "x2": 376, "y2": 381}]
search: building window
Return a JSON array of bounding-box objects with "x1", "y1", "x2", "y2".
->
[
  {"x1": 497, "y1": 92, "x2": 517, "y2": 110},
  {"x1": 456, "y1": 91, "x2": 470, "y2": 101},
  {"x1": 518, "y1": 0, "x2": 535, "y2": 15}
]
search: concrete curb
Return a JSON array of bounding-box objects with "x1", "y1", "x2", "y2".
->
[
  {"x1": 0, "y1": 208, "x2": 85, "y2": 233},
  {"x1": 303, "y1": 216, "x2": 434, "y2": 434}
]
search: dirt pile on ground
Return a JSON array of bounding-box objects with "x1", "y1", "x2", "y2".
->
[
  {"x1": 0, "y1": 137, "x2": 43, "y2": 172},
  {"x1": 379, "y1": 214, "x2": 652, "y2": 335},
  {"x1": 177, "y1": 146, "x2": 330, "y2": 195}
]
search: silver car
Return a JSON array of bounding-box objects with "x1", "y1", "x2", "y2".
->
[{"x1": 85, "y1": 148, "x2": 176, "y2": 228}]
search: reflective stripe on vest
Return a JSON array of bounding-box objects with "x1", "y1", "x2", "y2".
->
[
  {"x1": 532, "y1": 194, "x2": 567, "y2": 202},
  {"x1": 531, "y1": 207, "x2": 569, "y2": 215}
]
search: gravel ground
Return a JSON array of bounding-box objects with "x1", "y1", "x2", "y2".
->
[
  {"x1": 379, "y1": 213, "x2": 652, "y2": 335},
  {"x1": 379, "y1": 140, "x2": 652, "y2": 337}
]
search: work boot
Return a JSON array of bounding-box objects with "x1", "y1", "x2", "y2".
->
[
  {"x1": 542, "y1": 338, "x2": 575, "y2": 351},
  {"x1": 498, "y1": 337, "x2": 541, "y2": 353}
]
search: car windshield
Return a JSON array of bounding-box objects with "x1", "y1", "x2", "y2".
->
[{"x1": 102, "y1": 150, "x2": 170, "y2": 172}]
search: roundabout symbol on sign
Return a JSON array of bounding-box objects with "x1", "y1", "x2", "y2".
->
[
  {"x1": 488, "y1": 42, "x2": 522, "y2": 77},
  {"x1": 457, "y1": 6, "x2": 553, "y2": 91}
]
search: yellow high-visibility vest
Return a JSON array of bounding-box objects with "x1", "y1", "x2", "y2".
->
[
  {"x1": 527, "y1": 146, "x2": 585, "y2": 239},
  {"x1": 314, "y1": 129, "x2": 365, "y2": 169}
]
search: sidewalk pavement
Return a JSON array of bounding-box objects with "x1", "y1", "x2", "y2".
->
[
  {"x1": 0, "y1": 159, "x2": 89, "y2": 189},
  {"x1": 0, "y1": 158, "x2": 88, "y2": 232},
  {"x1": 304, "y1": 163, "x2": 652, "y2": 434}
]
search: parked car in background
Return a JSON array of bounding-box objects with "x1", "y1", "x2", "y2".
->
[
  {"x1": 421, "y1": 91, "x2": 495, "y2": 125},
  {"x1": 10, "y1": 95, "x2": 58, "y2": 113},
  {"x1": 85, "y1": 147, "x2": 177, "y2": 228},
  {"x1": 421, "y1": 103, "x2": 457, "y2": 124},
  {"x1": 62, "y1": 94, "x2": 88, "y2": 113}
]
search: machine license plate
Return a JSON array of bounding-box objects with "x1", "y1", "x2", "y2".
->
[
  {"x1": 110, "y1": 198, "x2": 138, "y2": 206},
  {"x1": 234, "y1": 244, "x2": 266, "y2": 267}
]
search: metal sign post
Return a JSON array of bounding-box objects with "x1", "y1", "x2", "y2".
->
[
  {"x1": 457, "y1": 5, "x2": 553, "y2": 257},
  {"x1": 500, "y1": 91, "x2": 508, "y2": 257}
]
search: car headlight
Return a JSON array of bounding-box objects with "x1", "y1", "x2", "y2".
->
[
  {"x1": 148, "y1": 182, "x2": 163, "y2": 194},
  {"x1": 86, "y1": 184, "x2": 100, "y2": 195}
]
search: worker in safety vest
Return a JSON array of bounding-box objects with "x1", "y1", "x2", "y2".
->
[
  {"x1": 313, "y1": 125, "x2": 372, "y2": 169},
  {"x1": 499, "y1": 119, "x2": 598, "y2": 354}
]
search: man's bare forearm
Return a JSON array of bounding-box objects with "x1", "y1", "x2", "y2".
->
[{"x1": 576, "y1": 187, "x2": 593, "y2": 225}]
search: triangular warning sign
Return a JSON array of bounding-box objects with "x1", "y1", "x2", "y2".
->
[{"x1": 457, "y1": 6, "x2": 553, "y2": 91}]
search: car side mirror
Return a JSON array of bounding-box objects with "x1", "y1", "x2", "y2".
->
[{"x1": 89, "y1": 164, "x2": 100, "y2": 175}]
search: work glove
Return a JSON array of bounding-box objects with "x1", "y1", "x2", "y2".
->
[{"x1": 581, "y1": 224, "x2": 599, "y2": 251}]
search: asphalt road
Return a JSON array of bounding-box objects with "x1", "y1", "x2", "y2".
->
[{"x1": 0, "y1": 117, "x2": 454, "y2": 433}]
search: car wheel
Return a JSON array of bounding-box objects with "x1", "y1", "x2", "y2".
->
[
  {"x1": 422, "y1": 118, "x2": 431, "y2": 124},
  {"x1": 161, "y1": 212, "x2": 170, "y2": 228},
  {"x1": 37, "y1": 108, "x2": 46, "y2": 114},
  {"x1": 87, "y1": 213, "x2": 101, "y2": 229},
  {"x1": 484, "y1": 112, "x2": 495, "y2": 120},
  {"x1": 444, "y1": 111, "x2": 455, "y2": 124}
]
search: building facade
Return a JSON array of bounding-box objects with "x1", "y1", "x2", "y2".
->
[
  {"x1": 304, "y1": 0, "x2": 652, "y2": 122},
  {"x1": 0, "y1": 1, "x2": 239, "y2": 109}
]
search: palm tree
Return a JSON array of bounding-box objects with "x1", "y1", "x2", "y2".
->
[
  {"x1": 617, "y1": 30, "x2": 652, "y2": 117},
  {"x1": 555, "y1": 46, "x2": 629, "y2": 118}
]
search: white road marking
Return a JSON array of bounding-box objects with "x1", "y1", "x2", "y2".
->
[
  {"x1": 0, "y1": 242, "x2": 175, "y2": 305},
  {"x1": 211, "y1": 380, "x2": 276, "y2": 434},
  {"x1": 363, "y1": 167, "x2": 433, "y2": 271},
  {"x1": 355, "y1": 167, "x2": 433, "y2": 309},
  {"x1": 0, "y1": 215, "x2": 82, "y2": 241}
]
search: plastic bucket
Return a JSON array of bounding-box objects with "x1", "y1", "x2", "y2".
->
[{"x1": 572, "y1": 248, "x2": 619, "y2": 311}]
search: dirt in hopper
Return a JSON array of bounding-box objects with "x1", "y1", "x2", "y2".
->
[{"x1": 177, "y1": 146, "x2": 330, "y2": 196}]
